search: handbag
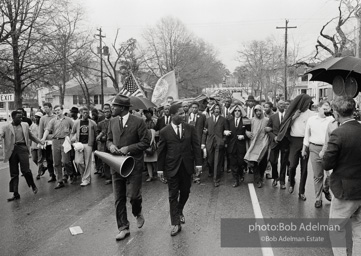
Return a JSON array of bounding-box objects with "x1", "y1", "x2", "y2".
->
[{"x1": 145, "y1": 142, "x2": 156, "y2": 156}]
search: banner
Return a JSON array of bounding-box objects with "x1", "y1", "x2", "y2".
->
[{"x1": 151, "y1": 70, "x2": 178, "y2": 106}]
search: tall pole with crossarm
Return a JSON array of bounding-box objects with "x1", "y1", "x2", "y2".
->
[
  {"x1": 277, "y1": 20, "x2": 296, "y2": 100},
  {"x1": 95, "y1": 28, "x2": 106, "y2": 108}
]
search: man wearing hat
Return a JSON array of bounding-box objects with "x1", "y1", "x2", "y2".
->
[
  {"x1": 246, "y1": 95, "x2": 256, "y2": 119},
  {"x1": 30, "y1": 112, "x2": 46, "y2": 180},
  {"x1": 107, "y1": 94, "x2": 151, "y2": 241},
  {"x1": 69, "y1": 107, "x2": 79, "y2": 121}
]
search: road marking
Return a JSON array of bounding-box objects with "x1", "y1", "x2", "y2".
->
[{"x1": 248, "y1": 183, "x2": 275, "y2": 256}]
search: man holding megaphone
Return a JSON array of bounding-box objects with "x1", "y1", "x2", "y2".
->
[{"x1": 107, "y1": 95, "x2": 151, "y2": 241}]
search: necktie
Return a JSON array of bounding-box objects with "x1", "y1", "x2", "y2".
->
[
  {"x1": 119, "y1": 117, "x2": 123, "y2": 131},
  {"x1": 225, "y1": 108, "x2": 228, "y2": 116},
  {"x1": 177, "y1": 125, "x2": 180, "y2": 139}
]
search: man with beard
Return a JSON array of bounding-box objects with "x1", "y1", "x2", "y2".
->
[
  {"x1": 157, "y1": 104, "x2": 202, "y2": 236},
  {"x1": 202, "y1": 104, "x2": 231, "y2": 187},
  {"x1": 1, "y1": 110, "x2": 44, "y2": 201}
]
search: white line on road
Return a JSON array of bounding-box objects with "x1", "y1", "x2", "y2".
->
[{"x1": 248, "y1": 183, "x2": 275, "y2": 256}]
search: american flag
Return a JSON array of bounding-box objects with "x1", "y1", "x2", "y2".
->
[{"x1": 119, "y1": 73, "x2": 145, "y2": 97}]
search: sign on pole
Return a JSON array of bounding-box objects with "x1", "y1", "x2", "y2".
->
[{"x1": 0, "y1": 93, "x2": 15, "y2": 123}]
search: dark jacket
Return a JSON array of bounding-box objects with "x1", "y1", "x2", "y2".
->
[
  {"x1": 155, "y1": 115, "x2": 171, "y2": 131},
  {"x1": 322, "y1": 120, "x2": 361, "y2": 200},
  {"x1": 226, "y1": 117, "x2": 247, "y2": 154},
  {"x1": 267, "y1": 112, "x2": 288, "y2": 149},
  {"x1": 202, "y1": 115, "x2": 229, "y2": 150},
  {"x1": 188, "y1": 111, "x2": 206, "y2": 142},
  {"x1": 157, "y1": 122, "x2": 202, "y2": 178},
  {"x1": 107, "y1": 114, "x2": 151, "y2": 162}
]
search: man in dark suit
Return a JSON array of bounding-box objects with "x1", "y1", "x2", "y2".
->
[
  {"x1": 322, "y1": 97, "x2": 361, "y2": 256},
  {"x1": 107, "y1": 95, "x2": 151, "y2": 241},
  {"x1": 265, "y1": 100, "x2": 289, "y2": 189},
  {"x1": 227, "y1": 104, "x2": 247, "y2": 187},
  {"x1": 188, "y1": 101, "x2": 206, "y2": 183},
  {"x1": 155, "y1": 104, "x2": 171, "y2": 131},
  {"x1": 157, "y1": 104, "x2": 202, "y2": 236},
  {"x1": 202, "y1": 103, "x2": 231, "y2": 187}
]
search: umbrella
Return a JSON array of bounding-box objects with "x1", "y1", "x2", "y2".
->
[
  {"x1": 305, "y1": 56, "x2": 361, "y2": 98},
  {"x1": 129, "y1": 96, "x2": 156, "y2": 110}
]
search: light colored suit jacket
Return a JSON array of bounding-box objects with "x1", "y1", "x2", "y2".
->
[{"x1": 0, "y1": 122, "x2": 39, "y2": 162}]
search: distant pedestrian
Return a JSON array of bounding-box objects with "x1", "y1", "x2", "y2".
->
[{"x1": 30, "y1": 112, "x2": 46, "y2": 180}]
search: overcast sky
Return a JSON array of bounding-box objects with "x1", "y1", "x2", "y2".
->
[{"x1": 78, "y1": 0, "x2": 349, "y2": 71}]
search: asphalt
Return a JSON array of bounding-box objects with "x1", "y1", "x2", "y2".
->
[{"x1": 0, "y1": 158, "x2": 334, "y2": 256}]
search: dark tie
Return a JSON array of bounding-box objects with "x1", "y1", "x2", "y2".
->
[
  {"x1": 119, "y1": 117, "x2": 123, "y2": 132},
  {"x1": 177, "y1": 125, "x2": 180, "y2": 139},
  {"x1": 166, "y1": 116, "x2": 169, "y2": 125}
]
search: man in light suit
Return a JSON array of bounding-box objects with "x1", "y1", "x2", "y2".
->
[
  {"x1": 157, "y1": 104, "x2": 202, "y2": 236},
  {"x1": 155, "y1": 104, "x2": 171, "y2": 132},
  {"x1": 202, "y1": 104, "x2": 231, "y2": 187},
  {"x1": 0, "y1": 110, "x2": 43, "y2": 201},
  {"x1": 107, "y1": 95, "x2": 151, "y2": 241},
  {"x1": 265, "y1": 100, "x2": 289, "y2": 189}
]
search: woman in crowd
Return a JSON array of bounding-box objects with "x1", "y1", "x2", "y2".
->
[{"x1": 144, "y1": 108, "x2": 157, "y2": 182}]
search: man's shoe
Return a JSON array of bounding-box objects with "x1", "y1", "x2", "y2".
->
[
  {"x1": 232, "y1": 181, "x2": 239, "y2": 188},
  {"x1": 94, "y1": 170, "x2": 101, "y2": 175},
  {"x1": 289, "y1": 186, "x2": 294, "y2": 194},
  {"x1": 36, "y1": 175, "x2": 40, "y2": 180},
  {"x1": 115, "y1": 229, "x2": 130, "y2": 241},
  {"x1": 32, "y1": 186, "x2": 38, "y2": 194},
  {"x1": 48, "y1": 176, "x2": 56, "y2": 183},
  {"x1": 160, "y1": 177, "x2": 167, "y2": 184},
  {"x1": 323, "y1": 189, "x2": 332, "y2": 202},
  {"x1": 40, "y1": 167, "x2": 47, "y2": 176},
  {"x1": 146, "y1": 177, "x2": 153, "y2": 182},
  {"x1": 7, "y1": 194, "x2": 20, "y2": 202},
  {"x1": 54, "y1": 182, "x2": 64, "y2": 189},
  {"x1": 70, "y1": 176, "x2": 77, "y2": 184},
  {"x1": 315, "y1": 200, "x2": 322, "y2": 208},
  {"x1": 180, "y1": 214, "x2": 185, "y2": 224},
  {"x1": 272, "y1": 179, "x2": 278, "y2": 187},
  {"x1": 280, "y1": 184, "x2": 286, "y2": 190},
  {"x1": 136, "y1": 213, "x2": 145, "y2": 228},
  {"x1": 240, "y1": 176, "x2": 245, "y2": 182},
  {"x1": 62, "y1": 177, "x2": 68, "y2": 183},
  {"x1": 299, "y1": 194, "x2": 307, "y2": 201},
  {"x1": 170, "y1": 225, "x2": 182, "y2": 236},
  {"x1": 105, "y1": 179, "x2": 112, "y2": 185},
  {"x1": 256, "y1": 182, "x2": 262, "y2": 188}
]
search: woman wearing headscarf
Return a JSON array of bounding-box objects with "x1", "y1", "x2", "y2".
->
[{"x1": 244, "y1": 105, "x2": 270, "y2": 188}]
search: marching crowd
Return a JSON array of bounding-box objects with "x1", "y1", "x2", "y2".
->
[{"x1": 1, "y1": 93, "x2": 361, "y2": 252}]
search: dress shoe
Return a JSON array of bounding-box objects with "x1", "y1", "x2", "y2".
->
[
  {"x1": 170, "y1": 225, "x2": 182, "y2": 236},
  {"x1": 272, "y1": 179, "x2": 278, "y2": 187},
  {"x1": 280, "y1": 184, "x2": 286, "y2": 190},
  {"x1": 40, "y1": 167, "x2": 47, "y2": 176},
  {"x1": 232, "y1": 181, "x2": 239, "y2": 188},
  {"x1": 32, "y1": 186, "x2": 38, "y2": 194},
  {"x1": 289, "y1": 186, "x2": 294, "y2": 194},
  {"x1": 298, "y1": 194, "x2": 307, "y2": 201},
  {"x1": 54, "y1": 182, "x2": 65, "y2": 189},
  {"x1": 315, "y1": 200, "x2": 322, "y2": 208},
  {"x1": 36, "y1": 175, "x2": 40, "y2": 180},
  {"x1": 180, "y1": 214, "x2": 185, "y2": 224},
  {"x1": 323, "y1": 189, "x2": 332, "y2": 202},
  {"x1": 63, "y1": 177, "x2": 68, "y2": 183},
  {"x1": 7, "y1": 194, "x2": 20, "y2": 202},
  {"x1": 160, "y1": 177, "x2": 167, "y2": 184},
  {"x1": 240, "y1": 177, "x2": 245, "y2": 182},
  {"x1": 256, "y1": 182, "x2": 262, "y2": 188},
  {"x1": 105, "y1": 179, "x2": 112, "y2": 185},
  {"x1": 146, "y1": 177, "x2": 153, "y2": 182},
  {"x1": 115, "y1": 229, "x2": 130, "y2": 241},
  {"x1": 136, "y1": 213, "x2": 145, "y2": 228},
  {"x1": 48, "y1": 176, "x2": 56, "y2": 183},
  {"x1": 70, "y1": 176, "x2": 77, "y2": 184}
]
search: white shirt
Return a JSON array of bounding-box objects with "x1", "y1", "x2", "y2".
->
[
  {"x1": 171, "y1": 122, "x2": 182, "y2": 138},
  {"x1": 189, "y1": 113, "x2": 198, "y2": 123},
  {"x1": 119, "y1": 113, "x2": 130, "y2": 127},
  {"x1": 213, "y1": 115, "x2": 219, "y2": 123},
  {"x1": 246, "y1": 107, "x2": 254, "y2": 119},
  {"x1": 235, "y1": 117, "x2": 240, "y2": 127},
  {"x1": 303, "y1": 115, "x2": 334, "y2": 146},
  {"x1": 278, "y1": 111, "x2": 285, "y2": 123},
  {"x1": 224, "y1": 107, "x2": 230, "y2": 116},
  {"x1": 290, "y1": 109, "x2": 316, "y2": 137},
  {"x1": 164, "y1": 115, "x2": 170, "y2": 125}
]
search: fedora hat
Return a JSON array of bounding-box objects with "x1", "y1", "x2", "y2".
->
[
  {"x1": 112, "y1": 94, "x2": 132, "y2": 107},
  {"x1": 70, "y1": 107, "x2": 79, "y2": 113}
]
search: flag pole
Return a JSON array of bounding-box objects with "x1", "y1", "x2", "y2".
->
[{"x1": 130, "y1": 71, "x2": 146, "y2": 97}]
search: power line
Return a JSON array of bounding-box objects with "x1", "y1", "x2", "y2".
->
[{"x1": 277, "y1": 19, "x2": 297, "y2": 100}]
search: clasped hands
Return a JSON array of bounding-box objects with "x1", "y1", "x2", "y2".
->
[{"x1": 109, "y1": 145, "x2": 129, "y2": 155}]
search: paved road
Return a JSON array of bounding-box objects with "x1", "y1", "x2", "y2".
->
[{"x1": 0, "y1": 159, "x2": 334, "y2": 256}]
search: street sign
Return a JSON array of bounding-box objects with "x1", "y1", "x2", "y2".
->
[{"x1": 0, "y1": 94, "x2": 14, "y2": 102}]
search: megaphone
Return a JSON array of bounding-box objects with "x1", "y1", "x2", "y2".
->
[{"x1": 94, "y1": 150, "x2": 135, "y2": 178}]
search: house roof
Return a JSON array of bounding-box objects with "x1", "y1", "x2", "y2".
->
[{"x1": 46, "y1": 84, "x2": 117, "y2": 96}]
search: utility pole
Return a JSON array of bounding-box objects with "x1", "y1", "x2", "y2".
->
[
  {"x1": 277, "y1": 19, "x2": 296, "y2": 100},
  {"x1": 95, "y1": 28, "x2": 106, "y2": 107}
]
